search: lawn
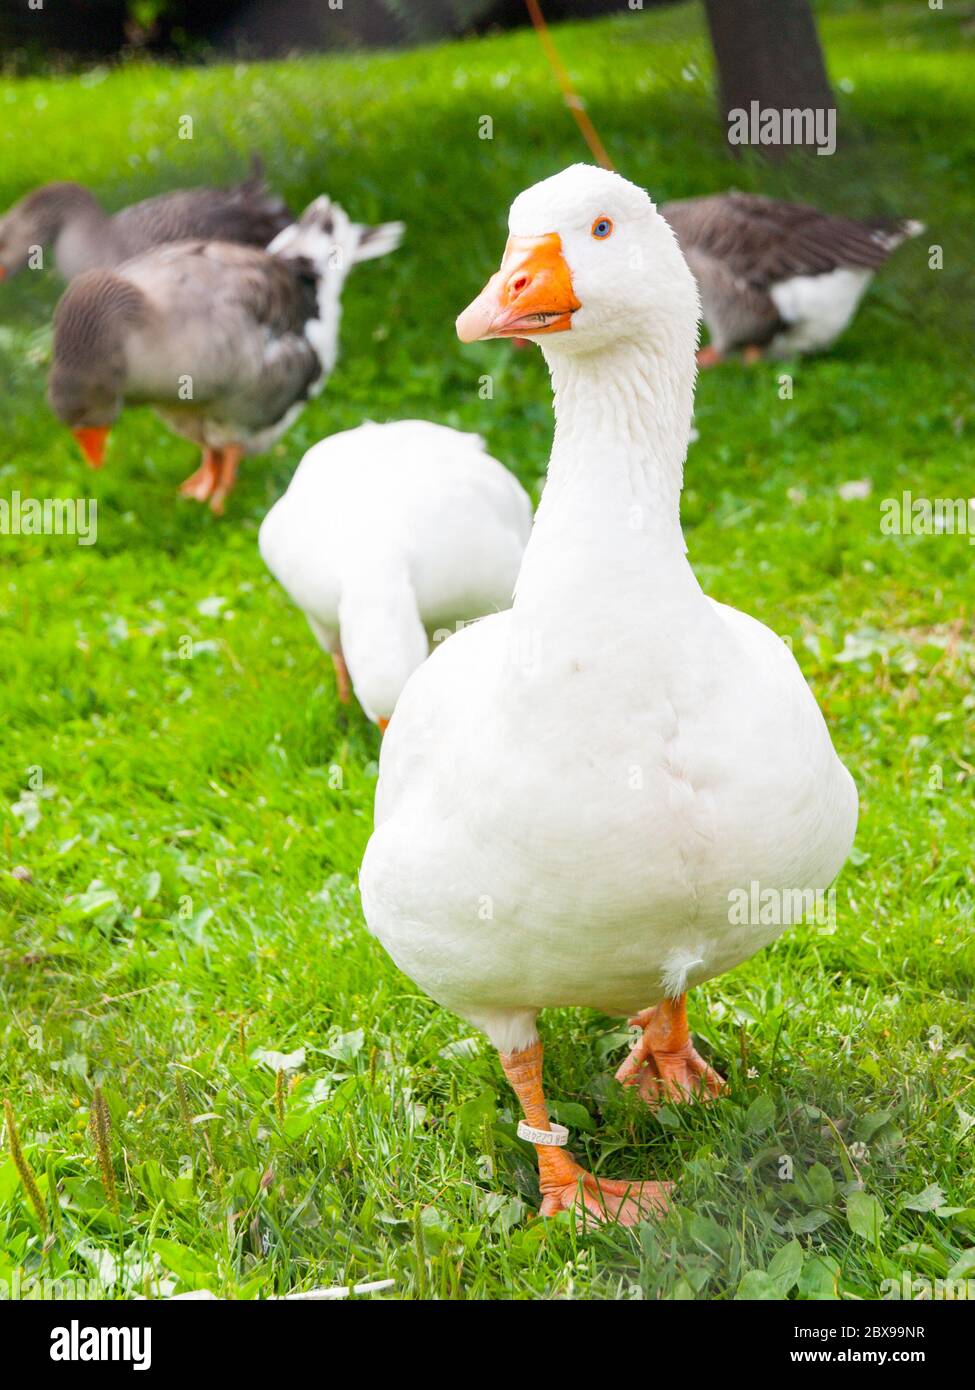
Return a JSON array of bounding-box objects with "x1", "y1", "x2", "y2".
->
[{"x1": 0, "y1": 0, "x2": 973, "y2": 1301}]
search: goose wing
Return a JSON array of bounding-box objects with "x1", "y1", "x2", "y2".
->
[
  {"x1": 113, "y1": 176, "x2": 293, "y2": 259},
  {"x1": 662, "y1": 192, "x2": 911, "y2": 291},
  {"x1": 122, "y1": 241, "x2": 320, "y2": 421}
]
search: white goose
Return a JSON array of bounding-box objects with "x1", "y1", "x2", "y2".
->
[
  {"x1": 359, "y1": 166, "x2": 857, "y2": 1225},
  {"x1": 259, "y1": 420, "x2": 532, "y2": 727}
]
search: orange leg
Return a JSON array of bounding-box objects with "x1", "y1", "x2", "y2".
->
[
  {"x1": 742, "y1": 345, "x2": 765, "y2": 364},
  {"x1": 376, "y1": 717, "x2": 390, "y2": 735},
  {"x1": 615, "y1": 993, "x2": 725, "y2": 1106},
  {"x1": 500, "y1": 1040, "x2": 669, "y2": 1227},
  {"x1": 331, "y1": 648, "x2": 352, "y2": 705},
  {"x1": 696, "y1": 344, "x2": 723, "y2": 368},
  {"x1": 208, "y1": 444, "x2": 242, "y2": 516},
  {"x1": 179, "y1": 448, "x2": 221, "y2": 503}
]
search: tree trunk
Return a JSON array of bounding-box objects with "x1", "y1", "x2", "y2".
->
[{"x1": 704, "y1": 0, "x2": 835, "y2": 160}]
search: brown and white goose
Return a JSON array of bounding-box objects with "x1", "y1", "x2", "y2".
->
[
  {"x1": 48, "y1": 197, "x2": 403, "y2": 512},
  {"x1": 0, "y1": 162, "x2": 292, "y2": 283},
  {"x1": 660, "y1": 192, "x2": 924, "y2": 364}
]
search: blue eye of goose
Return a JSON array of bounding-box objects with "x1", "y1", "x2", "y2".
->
[{"x1": 591, "y1": 216, "x2": 614, "y2": 240}]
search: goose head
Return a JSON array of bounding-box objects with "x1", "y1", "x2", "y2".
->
[
  {"x1": 456, "y1": 164, "x2": 699, "y2": 360},
  {"x1": 0, "y1": 199, "x2": 40, "y2": 281},
  {"x1": 48, "y1": 357, "x2": 124, "y2": 470},
  {"x1": 48, "y1": 270, "x2": 147, "y2": 468},
  {"x1": 0, "y1": 183, "x2": 101, "y2": 281}
]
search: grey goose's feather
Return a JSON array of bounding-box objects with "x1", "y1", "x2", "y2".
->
[
  {"x1": 51, "y1": 272, "x2": 148, "y2": 369},
  {"x1": 661, "y1": 192, "x2": 919, "y2": 290},
  {"x1": 110, "y1": 166, "x2": 292, "y2": 262},
  {"x1": 122, "y1": 239, "x2": 323, "y2": 435},
  {"x1": 660, "y1": 192, "x2": 923, "y2": 357},
  {"x1": 0, "y1": 160, "x2": 292, "y2": 281}
]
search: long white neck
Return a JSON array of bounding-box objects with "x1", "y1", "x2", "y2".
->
[{"x1": 513, "y1": 326, "x2": 699, "y2": 616}]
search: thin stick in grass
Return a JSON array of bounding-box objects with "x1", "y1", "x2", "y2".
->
[
  {"x1": 413, "y1": 1204, "x2": 427, "y2": 1299},
  {"x1": 175, "y1": 1070, "x2": 193, "y2": 1135}
]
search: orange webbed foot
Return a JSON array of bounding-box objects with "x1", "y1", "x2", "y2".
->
[
  {"x1": 696, "y1": 344, "x2": 723, "y2": 368},
  {"x1": 207, "y1": 445, "x2": 242, "y2": 516},
  {"x1": 540, "y1": 1154, "x2": 670, "y2": 1227},
  {"x1": 179, "y1": 448, "x2": 221, "y2": 503},
  {"x1": 616, "y1": 995, "x2": 726, "y2": 1107},
  {"x1": 500, "y1": 1040, "x2": 670, "y2": 1228}
]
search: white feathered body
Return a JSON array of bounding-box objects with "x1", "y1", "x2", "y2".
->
[
  {"x1": 361, "y1": 540, "x2": 856, "y2": 1046},
  {"x1": 259, "y1": 420, "x2": 533, "y2": 721}
]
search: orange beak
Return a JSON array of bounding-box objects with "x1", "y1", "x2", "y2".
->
[
  {"x1": 456, "y1": 233, "x2": 580, "y2": 343},
  {"x1": 72, "y1": 426, "x2": 110, "y2": 469}
]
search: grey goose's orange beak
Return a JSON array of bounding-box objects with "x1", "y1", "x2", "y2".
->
[{"x1": 72, "y1": 426, "x2": 110, "y2": 469}]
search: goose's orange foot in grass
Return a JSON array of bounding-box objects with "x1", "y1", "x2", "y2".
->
[
  {"x1": 696, "y1": 344, "x2": 722, "y2": 368},
  {"x1": 500, "y1": 1040, "x2": 669, "y2": 1227},
  {"x1": 742, "y1": 344, "x2": 765, "y2": 364},
  {"x1": 616, "y1": 993, "x2": 725, "y2": 1106},
  {"x1": 179, "y1": 445, "x2": 242, "y2": 513},
  {"x1": 208, "y1": 444, "x2": 242, "y2": 516},
  {"x1": 179, "y1": 448, "x2": 221, "y2": 503},
  {"x1": 537, "y1": 1149, "x2": 670, "y2": 1227}
]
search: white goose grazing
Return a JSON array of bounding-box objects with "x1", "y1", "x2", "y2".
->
[
  {"x1": 359, "y1": 166, "x2": 857, "y2": 1225},
  {"x1": 259, "y1": 420, "x2": 532, "y2": 728}
]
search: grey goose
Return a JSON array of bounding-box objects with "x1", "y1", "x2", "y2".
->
[
  {"x1": 660, "y1": 192, "x2": 924, "y2": 364},
  {"x1": 48, "y1": 197, "x2": 404, "y2": 513},
  {"x1": 0, "y1": 161, "x2": 292, "y2": 283}
]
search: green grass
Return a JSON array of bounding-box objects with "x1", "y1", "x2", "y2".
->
[{"x1": 1, "y1": 1, "x2": 973, "y2": 1301}]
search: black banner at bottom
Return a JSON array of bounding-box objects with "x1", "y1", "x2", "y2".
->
[{"x1": 2, "y1": 1295, "x2": 965, "y2": 1374}]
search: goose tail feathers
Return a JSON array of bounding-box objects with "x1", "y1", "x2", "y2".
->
[{"x1": 268, "y1": 196, "x2": 403, "y2": 276}]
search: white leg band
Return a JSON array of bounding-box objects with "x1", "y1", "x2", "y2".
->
[{"x1": 517, "y1": 1120, "x2": 569, "y2": 1147}]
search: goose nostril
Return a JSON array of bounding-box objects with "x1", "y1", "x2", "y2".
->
[{"x1": 510, "y1": 273, "x2": 530, "y2": 295}]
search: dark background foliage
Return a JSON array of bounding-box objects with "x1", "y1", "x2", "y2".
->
[{"x1": 1, "y1": 0, "x2": 673, "y2": 66}]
